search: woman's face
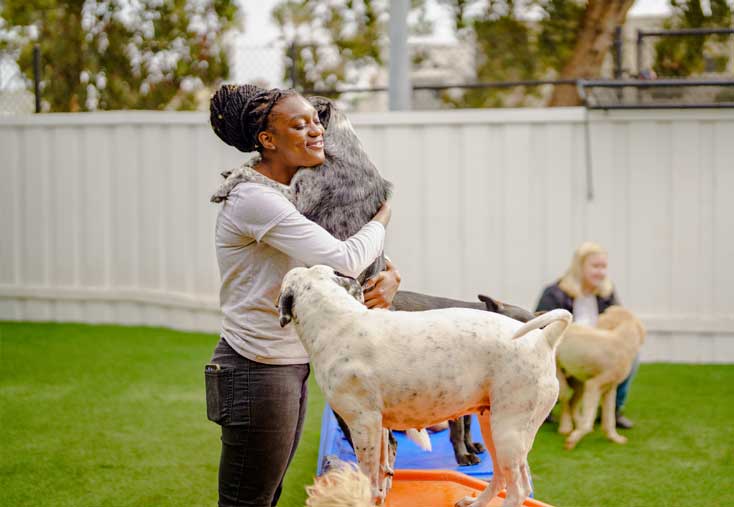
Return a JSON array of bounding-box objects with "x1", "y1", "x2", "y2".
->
[
  {"x1": 261, "y1": 95, "x2": 325, "y2": 168},
  {"x1": 582, "y1": 253, "x2": 608, "y2": 290}
]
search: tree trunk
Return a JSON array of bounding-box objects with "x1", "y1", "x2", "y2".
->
[{"x1": 549, "y1": 0, "x2": 636, "y2": 106}]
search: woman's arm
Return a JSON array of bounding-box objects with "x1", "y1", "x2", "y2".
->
[
  {"x1": 263, "y1": 214, "x2": 385, "y2": 279},
  {"x1": 228, "y1": 184, "x2": 388, "y2": 278},
  {"x1": 535, "y1": 285, "x2": 563, "y2": 313}
]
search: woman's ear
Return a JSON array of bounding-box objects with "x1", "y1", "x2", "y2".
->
[{"x1": 258, "y1": 130, "x2": 276, "y2": 151}]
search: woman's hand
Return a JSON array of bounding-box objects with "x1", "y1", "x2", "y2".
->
[
  {"x1": 372, "y1": 201, "x2": 392, "y2": 227},
  {"x1": 363, "y1": 258, "x2": 401, "y2": 309}
]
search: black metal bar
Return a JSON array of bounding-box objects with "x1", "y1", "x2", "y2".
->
[
  {"x1": 638, "y1": 28, "x2": 734, "y2": 38},
  {"x1": 33, "y1": 44, "x2": 41, "y2": 113},
  {"x1": 583, "y1": 109, "x2": 594, "y2": 201},
  {"x1": 301, "y1": 78, "x2": 579, "y2": 95},
  {"x1": 304, "y1": 78, "x2": 734, "y2": 95},
  {"x1": 636, "y1": 29, "x2": 643, "y2": 77},
  {"x1": 588, "y1": 103, "x2": 734, "y2": 110},
  {"x1": 579, "y1": 78, "x2": 734, "y2": 88}
]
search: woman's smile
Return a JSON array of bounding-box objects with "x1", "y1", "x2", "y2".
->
[{"x1": 307, "y1": 138, "x2": 324, "y2": 151}]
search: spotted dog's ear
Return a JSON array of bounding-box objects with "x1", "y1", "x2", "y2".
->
[
  {"x1": 334, "y1": 274, "x2": 364, "y2": 303},
  {"x1": 477, "y1": 294, "x2": 502, "y2": 312},
  {"x1": 308, "y1": 96, "x2": 332, "y2": 129},
  {"x1": 277, "y1": 288, "x2": 295, "y2": 327}
]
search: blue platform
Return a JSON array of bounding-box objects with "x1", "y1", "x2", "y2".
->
[{"x1": 316, "y1": 405, "x2": 494, "y2": 481}]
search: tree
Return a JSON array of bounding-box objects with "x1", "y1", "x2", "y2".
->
[
  {"x1": 546, "y1": 0, "x2": 635, "y2": 105},
  {"x1": 437, "y1": 0, "x2": 633, "y2": 107},
  {"x1": 1, "y1": 0, "x2": 240, "y2": 112},
  {"x1": 652, "y1": 0, "x2": 733, "y2": 78}
]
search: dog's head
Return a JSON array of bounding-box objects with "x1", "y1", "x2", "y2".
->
[
  {"x1": 597, "y1": 305, "x2": 646, "y2": 345},
  {"x1": 276, "y1": 265, "x2": 364, "y2": 327},
  {"x1": 308, "y1": 96, "x2": 333, "y2": 130}
]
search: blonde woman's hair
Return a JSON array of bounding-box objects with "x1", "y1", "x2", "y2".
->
[
  {"x1": 558, "y1": 241, "x2": 613, "y2": 299},
  {"x1": 305, "y1": 462, "x2": 373, "y2": 507}
]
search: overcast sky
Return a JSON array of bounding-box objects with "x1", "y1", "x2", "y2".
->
[{"x1": 238, "y1": 0, "x2": 674, "y2": 46}]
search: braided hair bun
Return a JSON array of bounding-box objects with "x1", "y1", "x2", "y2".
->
[{"x1": 210, "y1": 83, "x2": 298, "y2": 153}]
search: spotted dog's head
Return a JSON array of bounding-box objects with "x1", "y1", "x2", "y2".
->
[
  {"x1": 277, "y1": 265, "x2": 364, "y2": 327},
  {"x1": 308, "y1": 96, "x2": 333, "y2": 130}
]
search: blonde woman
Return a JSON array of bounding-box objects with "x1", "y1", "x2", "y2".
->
[{"x1": 536, "y1": 241, "x2": 637, "y2": 429}]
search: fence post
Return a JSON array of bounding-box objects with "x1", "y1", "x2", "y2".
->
[
  {"x1": 288, "y1": 42, "x2": 298, "y2": 90},
  {"x1": 33, "y1": 44, "x2": 41, "y2": 113},
  {"x1": 636, "y1": 29, "x2": 643, "y2": 78},
  {"x1": 613, "y1": 25, "x2": 623, "y2": 79}
]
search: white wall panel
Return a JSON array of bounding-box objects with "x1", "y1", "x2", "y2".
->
[{"x1": 1, "y1": 109, "x2": 733, "y2": 362}]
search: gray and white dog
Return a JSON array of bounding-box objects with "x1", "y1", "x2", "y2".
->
[{"x1": 292, "y1": 97, "x2": 392, "y2": 284}]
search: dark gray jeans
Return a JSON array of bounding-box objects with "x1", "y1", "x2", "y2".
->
[{"x1": 205, "y1": 338, "x2": 309, "y2": 507}]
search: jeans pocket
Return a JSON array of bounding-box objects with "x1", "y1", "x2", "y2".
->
[{"x1": 205, "y1": 364, "x2": 234, "y2": 425}]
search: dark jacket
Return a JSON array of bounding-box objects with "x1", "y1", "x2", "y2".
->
[{"x1": 535, "y1": 281, "x2": 618, "y2": 315}]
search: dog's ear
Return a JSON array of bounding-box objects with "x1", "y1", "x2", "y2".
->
[
  {"x1": 477, "y1": 294, "x2": 503, "y2": 312},
  {"x1": 276, "y1": 288, "x2": 295, "y2": 327},
  {"x1": 308, "y1": 96, "x2": 332, "y2": 129},
  {"x1": 334, "y1": 274, "x2": 364, "y2": 303}
]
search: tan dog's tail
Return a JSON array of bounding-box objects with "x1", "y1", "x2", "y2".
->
[{"x1": 511, "y1": 309, "x2": 573, "y2": 349}]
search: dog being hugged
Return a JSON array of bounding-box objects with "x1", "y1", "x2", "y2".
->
[
  {"x1": 277, "y1": 265, "x2": 573, "y2": 507},
  {"x1": 556, "y1": 306, "x2": 645, "y2": 450}
]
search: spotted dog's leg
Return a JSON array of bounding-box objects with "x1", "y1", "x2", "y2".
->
[
  {"x1": 378, "y1": 428, "x2": 395, "y2": 496},
  {"x1": 347, "y1": 412, "x2": 385, "y2": 503},
  {"x1": 488, "y1": 410, "x2": 534, "y2": 507},
  {"x1": 455, "y1": 411, "x2": 503, "y2": 507},
  {"x1": 520, "y1": 460, "x2": 532, "y2": 498}
]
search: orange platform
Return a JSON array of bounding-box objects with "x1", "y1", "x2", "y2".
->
[{"x1": 384, "y1": 470, "x2": 554, "y2": 507}]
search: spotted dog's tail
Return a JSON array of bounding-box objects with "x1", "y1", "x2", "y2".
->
[
  {"x1": 511, "y1": 309, "x2": 573, "y2": 349},
  {"x1": 405, "y1": 429, "x2": 432, "y2": 452}
]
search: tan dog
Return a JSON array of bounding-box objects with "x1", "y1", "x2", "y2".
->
[
  {"x1": 306, "y1": 461, "x2": 373, "y2": 507},
  {"x1": 556, "y1": 306, "x2": 645, "y2": 449}
]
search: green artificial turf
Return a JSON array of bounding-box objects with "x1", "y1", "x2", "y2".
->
[{"x1": 1, "y1": 322, "x2": 732, "y2": 507}]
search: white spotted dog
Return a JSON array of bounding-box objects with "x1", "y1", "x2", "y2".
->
[{"x1": 277, "y1": 265, "x2": 573, "y2": 507}]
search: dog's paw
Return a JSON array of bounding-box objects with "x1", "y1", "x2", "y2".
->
[
  {"x1": 456, "y1": 452, "x2": 481, "y2": 466},
  {"x1": 607, "y1": 433, "x2": 628, "y2": 445},
  {"x1": 455, "y1": 495, "x2": 480, "y2": 507},
  {"x1": 564, "y1": 435, "x2": 580, "y2": 450},
  {"x1": 557, "y1": 423, "x2": 573, "y2": 435},
  {"x1": 467, "y1": 441, "x2": 486, "y2": 454}
]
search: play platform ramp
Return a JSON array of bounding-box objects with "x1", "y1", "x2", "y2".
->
[{"x1": 385, "y1": 470, "x2": 554, "y2": 507}]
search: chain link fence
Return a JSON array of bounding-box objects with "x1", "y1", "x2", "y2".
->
[{"x1": 0, "y1": 49, "x2": 35, "y2": 115}]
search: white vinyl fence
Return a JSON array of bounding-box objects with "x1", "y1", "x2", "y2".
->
[{"x1": 1, "y1": 108, "x2": 732, "y2": 363}]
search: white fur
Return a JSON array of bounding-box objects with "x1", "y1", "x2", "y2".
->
[
  {"x1": 405, "y1": 428, "x2": 432, "y2": 451},
  {"x1": 279, "y1": 265, "x2": 572, "y2": 507}
]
